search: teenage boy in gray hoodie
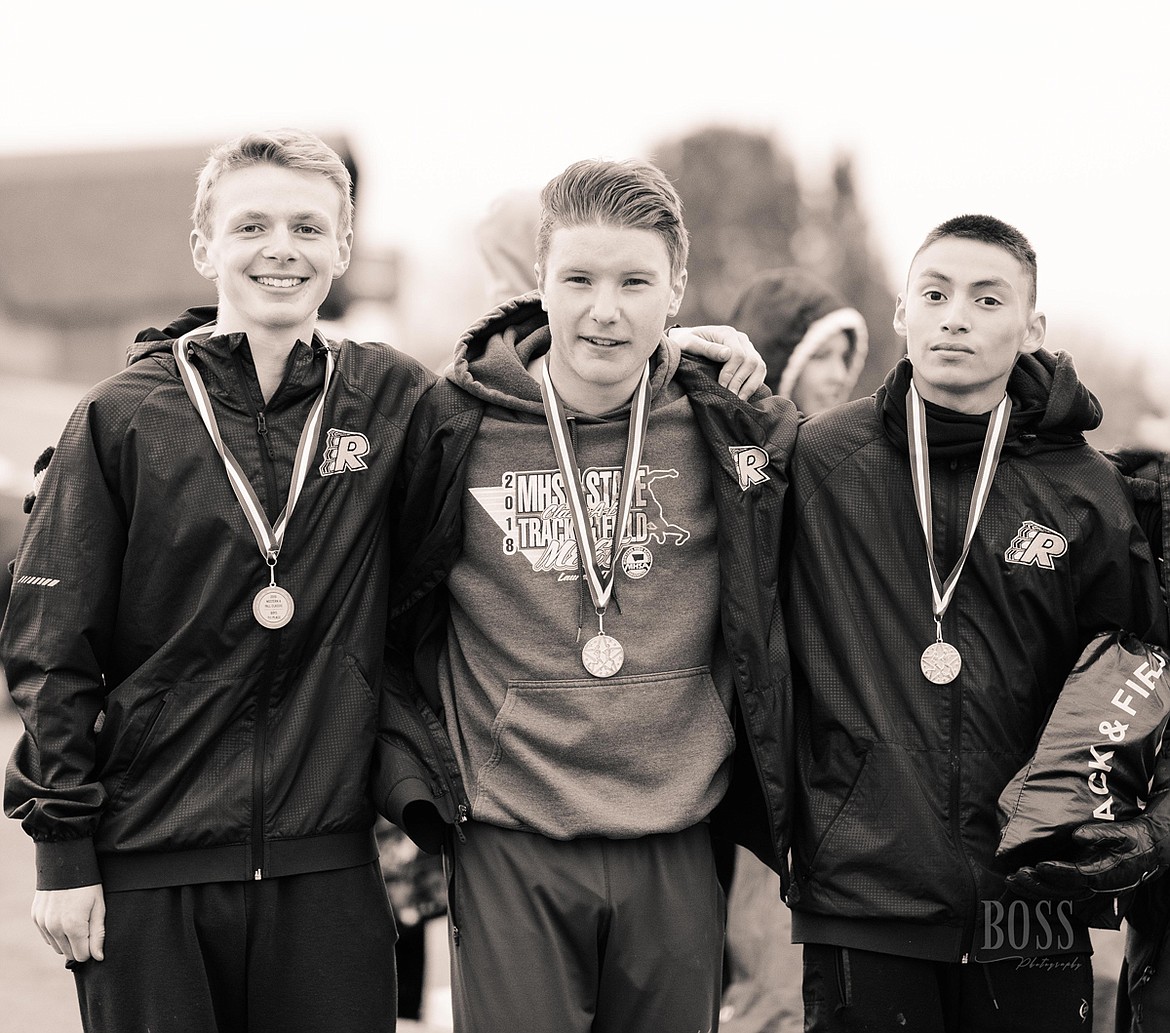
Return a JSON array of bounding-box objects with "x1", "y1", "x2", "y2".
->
[{"x1": 378, "y1": 158, "x2": 798, "y2": 1033}]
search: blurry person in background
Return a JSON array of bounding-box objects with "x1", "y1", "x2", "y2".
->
[
  {"x1": 379, "y1": 157, "x2": 797, "y2": 1033},
  {"x1": 474, "y1": 188, "x2": 541, "y2": 307},
  {"x1": 730, "y1": 267, "x2": 868, "y2": 417},
  {"x1": 718, "y1": 266, "x2": 868, "y2": 1032}
]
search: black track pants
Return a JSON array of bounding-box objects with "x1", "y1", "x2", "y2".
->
[
  {"x1": 71, "y1": 862, "x2": 398, "y2": 1033},
  {"x1": 802, "y1": 943, "x2": 1093, "y2": 1032}
]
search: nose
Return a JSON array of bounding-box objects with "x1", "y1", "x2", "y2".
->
[
  {"x1": 590, "y1": 286, "x2": 620, "y2": 325},
  {"x1": 263, "y1": 225, "x2": 299, "y2": 262},
  {"x1": 940, "y1": 300, "x2": 970, "y2": 333}
]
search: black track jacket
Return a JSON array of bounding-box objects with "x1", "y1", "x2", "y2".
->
[
  {"x1": 786, "y1": 353, "x2": 1168, "y2": 962},
  {"x1": 3, "y1": 309, "x2": 434, "y2": 891}
]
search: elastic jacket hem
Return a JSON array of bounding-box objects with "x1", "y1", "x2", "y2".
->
[
  {"x1": 96, "y1": 829, "x2": 377, "y2": 891},
  {"x1": 791, "y1": 910, "x2": 1092, "y2": 964}
]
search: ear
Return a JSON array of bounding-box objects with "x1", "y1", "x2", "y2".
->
[
  {"x1": 1019, "y1": 310, "x2": 1047, "y2": 356},
  {"x1": 333, "y1": 229, "x2": 354, "y2": 279},
  {"x1": 892, "y1": 293, "x2": 908, "y2": 340},
  {"x1": 534, "y1": 262, "x2": 548, "y2": 311},
  {"x1": 666, "y1": 268, "x2": 688, "y2": 319},
  {"x1": 190, "y1": 229, "x2": 218, "y2": 282}
]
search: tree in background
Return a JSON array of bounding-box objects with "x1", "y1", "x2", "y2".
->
[{"x1": 651, "y1": 125, "x2": 902, "y2": 400}]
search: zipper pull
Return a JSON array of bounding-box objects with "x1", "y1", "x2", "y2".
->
[
  {"x1": 454, "y1": 803, "x2": 469, "y2": 843},
  {"x1": 255, "y1": 412, "x2": 276, "y2": 460},
  {"x1": 254, "y1": 868, "x2": 263, "y2": 881}
]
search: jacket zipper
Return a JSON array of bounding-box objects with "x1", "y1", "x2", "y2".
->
[
  {"x1": 944, "y1": 457, "x2": 980, "y2": 960},
  {"x1": 252, "y1": 633, "x2": 281, "y2": 879},
  {"x1": 230, "y1": 346, "x2": 286, "y2": 880},
  {"x1": 231, "y1": 348, "x2": 281, "y2": 514}
]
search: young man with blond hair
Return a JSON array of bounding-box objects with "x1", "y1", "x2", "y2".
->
[{"x1": 380, "y1": 158, "x2": 798, "y2": 1032}]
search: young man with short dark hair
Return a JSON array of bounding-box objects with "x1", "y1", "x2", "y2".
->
[{"x1": 784, "y1": 214, "x2": 1167, "y2": 1031}]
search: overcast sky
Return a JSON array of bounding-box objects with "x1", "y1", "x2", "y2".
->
[{"x1": 3, "y1": 0, "x2": 1166, "y2": 356}]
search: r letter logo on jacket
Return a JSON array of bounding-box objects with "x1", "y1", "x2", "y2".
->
[
  {"x1": 729, "y1": 446, "x2": 771, "y2": 491},
  {"x1": 319, "y1": 429, "x2": 371, "y2": 477},
  {"x1": 1005, "y1": 520, "x2": 1068, "y2": 569}
]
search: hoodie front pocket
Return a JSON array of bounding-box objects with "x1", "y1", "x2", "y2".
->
[{"x1": 472, "y1": 665, "x2": 735, "y2": 838}]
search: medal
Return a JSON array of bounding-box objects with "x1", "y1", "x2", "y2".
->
[
  {"x1": 173, "y1": 325, "x2": 334, "y2": 630},
  {"x1": 253, "y1": 586, "x2": 295, "y2": 629},
  {"x1": 920, "y1": 640, "x2": 962, "y2": 684},
  {"x1": 539, "y1": 358, "x2": 651, "y2": 677},
  {"x1": 906, "y1": 381, "x2": 1010, "y2": 685},
  {"x1": 582, "y1": 634, "x2": 625, "y2": 678}
]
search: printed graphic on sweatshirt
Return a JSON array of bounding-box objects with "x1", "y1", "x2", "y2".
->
[
  {"x1": 469, "y1": 465, "x2": 689, "y2": 579},
  {"x1": 1004, "y1": 520, "x2": 1068, "y2": 570},
  {"x1": 319, "y1": 429, "x2": 371, "y2": 476}
]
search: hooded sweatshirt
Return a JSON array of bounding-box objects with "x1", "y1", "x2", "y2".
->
[
  {"x1": 437, "y1": 298, "x2": 735, "y2": 839},
  {"x1": 378, "y1": 293, "x2": 798, "y2": 870},
  {"x1": 786, "y1": 352, "x2": 1167, "y2": 962}
]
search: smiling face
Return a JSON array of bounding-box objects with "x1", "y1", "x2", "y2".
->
[
  {"x1": 894, "y1": 236, "x2": 1045, "y2": 414},
  {"x1": 190, "y1": 163, "x2": 352, "y2": 346},
  {"x1": 536, "y1": 222, "x2": 686, "y2": 414}
]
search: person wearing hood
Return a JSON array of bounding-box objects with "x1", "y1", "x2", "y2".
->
[
  {"x1": 718, "y1": 268, "x2": 870, "y2": 1033},
  {"x1": 378, "y1": 158, "x2": 798, "y2": 1033},
  {"x1": 785, "y1": 214, "x2": 1167, "y2": 1031},
  {"x1": 730, "y1": 266, "x2": 868, "y2": 417},
  {"x1": 1, "y1": 131, "x2": 767, "y2": 1033}
]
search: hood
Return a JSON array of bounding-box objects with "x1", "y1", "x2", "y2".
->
[
  {"x1": 729, "y1": 267, "x2": 868, "y2": 401},
  {"x1": 129, "y1": 306, "x2": 218, "y2": 365},
  {"x1": 876, "y1": 349, "x2": 1102, "y2": 459},
  {"x1": 447, "y1": 292, "x2": 681, "y2": 419}
]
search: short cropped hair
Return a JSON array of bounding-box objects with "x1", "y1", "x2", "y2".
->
[
  {"x1": 536, "y1": 159, "x2": 689, "y2": 280},
  {"x1": 915, "y1": 214, "x2": 1038, "y2": 308},
  {"x1": 192, "y1": 129, "x2": 354, "y2": 240}
]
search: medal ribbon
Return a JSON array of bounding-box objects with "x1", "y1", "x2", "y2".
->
[
  {"x1": 906, "y1": 380, "x2": 1011, "y2": 631},
  {"x1": 172, "y1": 323, "x2": 334, "y2": 569},
  {"x1": 538, "y1": 359, "x2": 651, "y2": 615}
]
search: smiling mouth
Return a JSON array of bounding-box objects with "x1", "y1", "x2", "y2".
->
[
  {"x1": 253, "y1": 276, "x2": 308, "y2": 288},
  {"x1": 581, "y1": 335, "x2": 626, "y2": 348}
]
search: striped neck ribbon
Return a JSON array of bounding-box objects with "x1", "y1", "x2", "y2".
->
[
  {"x1": 172, "y1": 323, "x2": 334, "y2": 573},
  {"x1": 906, "y1": 379, "x2": 1011, "y2": 635},
  {"x1": 538, "y1": 358, "x2": 651, "y2": 616}
]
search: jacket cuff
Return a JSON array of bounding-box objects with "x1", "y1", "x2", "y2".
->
[
  {"x1": 385, "y1": 777, "x2": 446, "y2": 855},
  {"x1": 35, "y1": 838, "x2": 102, "y2": 890}
]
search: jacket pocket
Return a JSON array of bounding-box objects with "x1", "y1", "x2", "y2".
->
[
  {"x1": 805, "y1": 742, "x2": 965, "y2": 922},
  {"x1": 473, "y1": 665, "x2": 735, "y2": 837},
  {"x1": 98, "y1": 694, "x2": 169, "y2": 805}
]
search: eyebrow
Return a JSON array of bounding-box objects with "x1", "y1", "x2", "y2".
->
[
  {"x1": 914, "y1": 269, "x2": 1014, "y2": 292},
  {"x1": 562, "y1": 265, "x2": 660, "y2": 276},
  {"x1": 233, "y1": 209, "x2": 330, "y2": 223}
]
